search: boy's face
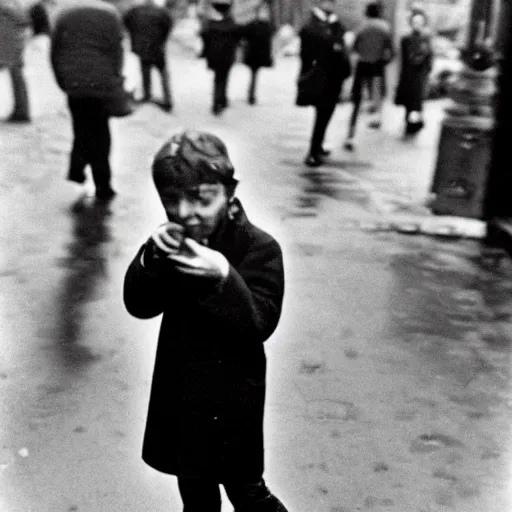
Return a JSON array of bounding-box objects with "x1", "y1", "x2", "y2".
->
[{"x1": 158, "y1": 182, "x2": 230, "y2": 241}]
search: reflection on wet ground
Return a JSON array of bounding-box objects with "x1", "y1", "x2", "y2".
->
[{"x1": 51, "y1": 196, "x2": 113, "y2": 374}]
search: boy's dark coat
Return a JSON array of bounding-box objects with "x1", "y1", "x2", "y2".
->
[{"x1": 124, "y1": 204, "x2": 284, "y2": 481}]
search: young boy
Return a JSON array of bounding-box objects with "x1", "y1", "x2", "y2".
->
[{"x1": 123, "y1": 130, "x2": 288, "y2": 512}]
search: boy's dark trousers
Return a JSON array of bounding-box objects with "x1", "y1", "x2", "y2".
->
[
  {"x1": 213, "y1": 64, "x2": 232, "y2": 112},
  {"x1": 178, "y1": 477, "x2": 289, "y2": 512},
  {"x1": 140, "y1": 57, "x2": 172, "y2": 108},
  {"x1": 67, "y1": 97, "x2": 113, "y2": 194}
]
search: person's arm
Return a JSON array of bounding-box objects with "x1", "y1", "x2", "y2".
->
[
  {"x1": 111, "y1": 13, "x2": 124, "y2": 76},
  {"x1": 50, "y1": 18, "x2": 64, "y2": 88},
  {"x1": 425, "y1": 36, "x2": 434, "y2": 72},
  {"x1": 196, "y1": 236, "x2": 285, "y2": 344},
  {"x1": 162, "y1": 11, "x2": 173, "y2": 39},
  {"x1": 299, "y1": 26, "x2": 315, "y2": 72},
  {"x1": 383, "y1": 30, "x2": 395, "y2": 63},
  {"x1": 124, "y1": 244, "x2": 190, "y2": 319}
]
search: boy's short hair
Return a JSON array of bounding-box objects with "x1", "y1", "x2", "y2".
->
[
  {"x1": 152, "y1": 130, "x2": 238, "y2": 193},
  {"x1": 366, "y1": 2, "x2": 382, "y2": 18}
]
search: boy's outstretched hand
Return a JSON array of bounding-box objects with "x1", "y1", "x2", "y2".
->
[{"x1": 168, "y1": 239, "x2": 229, "y2": 281}]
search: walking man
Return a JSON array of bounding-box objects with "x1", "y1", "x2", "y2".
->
[
  {"x1": 51, "y1": 0, "x2": 125, "y2": 199},
  {"x1": 241, "y1": 2, "x2": 274, "y2": 105},
  {"x1": 0, "y1": 0, "x2": 31, "y2": 123},
  {"x1": 124, "y1": 130, "x2": 289, "y2": 512},
  {"x1": 344, "y1": 1, "x2": 394, "y2": 151},
  {"x1": 298, "y1": 0, "x2": 351, "y2": 166},
  {"x1": 200, "y1": 0, "x2": 241, "y2": 115},
  {"x1": 123, "y1": 0, "x2": 174, "y2": 112}
]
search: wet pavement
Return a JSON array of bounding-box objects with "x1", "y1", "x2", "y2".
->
[{"x1": 1, "y1": 39, "x2": 511, "y2": 512}]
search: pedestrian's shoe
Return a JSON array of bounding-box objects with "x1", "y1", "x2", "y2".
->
[
  {"x1": 6, "y1": 112, "x2": 30, "y2": 123},
  {"x1": 67, "y1": 171, "x2": 87, "y2": 184},
  {"x1": 405, "y1": 120, "x2": 424, "y2": 135},
  {"x1": 304, "y1": 154, "x2": 323, "y2": 167},
  {"x1": 318, "y1": 147, "x2": 331, "y2": 157},
  {"x1": 155, "y1": 101, "x2": 173, "y2": 113},
  {"x1": 248, "y1": 96, "x2": 256, "y2": 105},
  {"x1": 343, "y1": 138, "x2": 355, "y2": 151},
  {"x1": 95, "y1": 187, "x2": 117, "y2": 200},
  {"x1": 212, "y1": 103, "x2": 223, "y2": 116}
]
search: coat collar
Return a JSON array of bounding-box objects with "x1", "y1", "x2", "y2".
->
[
  {"x1": 312, "y1": 7, "x2": 338, "y2": 24},
  {"x1": 208, "y1": 198, "x2": 248, "y2": 264}
]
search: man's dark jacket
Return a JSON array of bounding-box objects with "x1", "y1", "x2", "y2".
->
[
  {"x1": 298, "y1": 10, "x2": 350, "y2": 106},
  {"x1": 201, "y1": 15, "x2": 241, "y2": 70},
  {"x1": 50, "y1": 1, "x2": 124, "y2": 99},
  {"x1": 241, "y1": 19, "x2": 273, "y2": 69},
  {"x1": 124, "y1": 202, "x2": 285, "y2": 481},
  {"x1": 123, "y1": 4, "x2": 173, "y2": 65}
]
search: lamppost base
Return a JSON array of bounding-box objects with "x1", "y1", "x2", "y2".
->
[{"x1": 429, "y1": 64, "x2": 496, "y2": 219}]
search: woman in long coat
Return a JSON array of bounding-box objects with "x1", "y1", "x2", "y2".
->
[
  {"x1": 241, "y1": 3, "x2": 274, "y2": 105},
  {"x1": 0, "y1": 0, "x2": 31, "y2": 122},
  {"x1": 124, "y1": 131, "x2": 288, "y2": 511},
  {"x1": 298, "y1": 0, "x2": 351, "y2": 167},
  {"x1": 395, "y1": 10, "x2": 433, "y2": 135}
]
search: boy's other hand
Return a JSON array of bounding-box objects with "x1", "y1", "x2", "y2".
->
[{"x1": 143, "y1": 222, "x2": 185, "y2": 269}]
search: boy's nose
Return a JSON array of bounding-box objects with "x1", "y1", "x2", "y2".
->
[{"x1": 177, "y1": 198, "x2": 194, "y2": 219}]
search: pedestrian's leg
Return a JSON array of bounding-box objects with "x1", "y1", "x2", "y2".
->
[
  {"x1": 307, "y1": 102, "x2": 336, "y2": 163},
  {"x1": 177, "y1": 477, "x2": 222, "y2": 512},
  {"x1": 87, "y1": 100, "x2": 114, "y2": 199},
  {"x1": 345, "y1": 64, "x2": 364, "y2": 150},
  {"x1": 344, "y1": 95, "x2": 362, "y2": 151},
  {"x1": 141, "y1": 60, "x2": 152, "y2": 101},
  {"x1": 221, "y1": 66, "x2": 231, "y2": 109},
  {"x1": 248, "y1": 67, "x2": 258, "y2": 105},
  {"x1": 368, "y1": 74, "x2": 384, "y2": 129},
  {"x1": 158, "y1": 62, "x2": 173, "y2": 111},
  {"x1": 67, "y1": 97, "x2": 88, "y2": 183},
  {"x1": 213, "y1": 69, "x2": 222, "y2": 114},
  {"x1": 7, "y1": 65, "x2": 30, "y2": 122},
  {"x1": 224, "y1": 479, "x2": 289, "y2": 512}
]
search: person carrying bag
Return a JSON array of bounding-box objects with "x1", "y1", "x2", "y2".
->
[{"x1": 51, "y1": 0, "x2": 132, "y2": 199}]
